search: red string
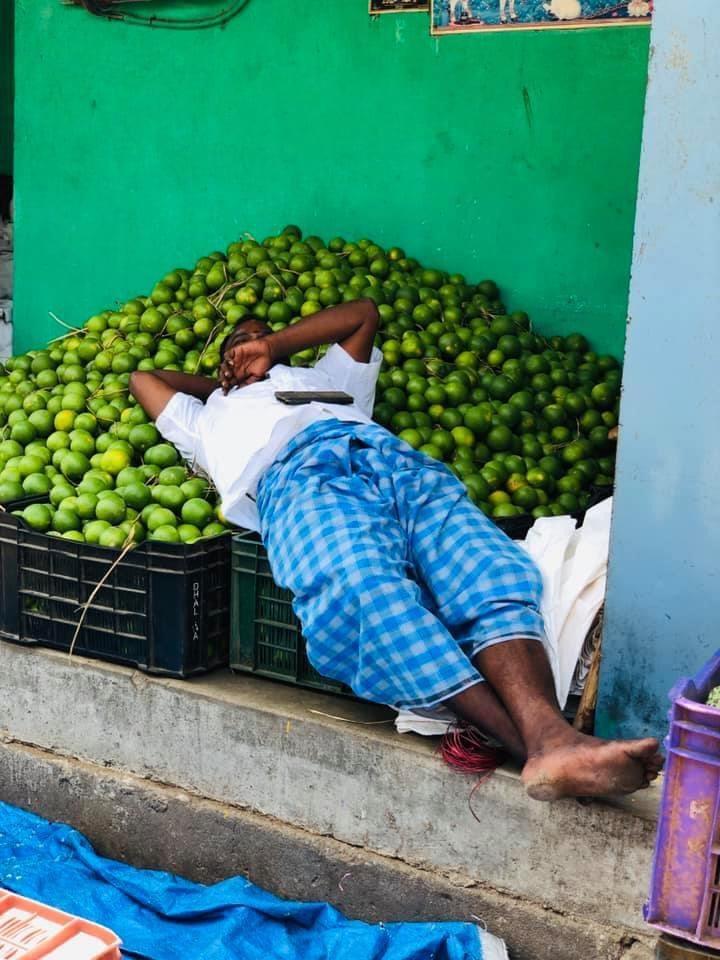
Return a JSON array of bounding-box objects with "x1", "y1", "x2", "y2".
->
[
  {"x1": 440, "y1": 723, "x2": 508, "y2": 823},
  {"x1": 440, "y1": 722, "x2": 506, "y2": 774},
  {"x1": 440, "y1": 723, "x2": 505, "y2": 774}
]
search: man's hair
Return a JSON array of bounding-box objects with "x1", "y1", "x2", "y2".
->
[{"x1": 218, "y1": 317, "x2": 271, "y2": 359}]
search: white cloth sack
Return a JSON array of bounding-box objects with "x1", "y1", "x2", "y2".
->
[
  {"x1": 395, "y1": 498, "x2": 613, "y2": 736},
  {"x1": 479, "y1": 928, "x2": 510, "y2": 960}
]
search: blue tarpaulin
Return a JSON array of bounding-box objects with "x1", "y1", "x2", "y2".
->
[{"x1": 0, "y1": 802, "x2": 491, "y2": 959}]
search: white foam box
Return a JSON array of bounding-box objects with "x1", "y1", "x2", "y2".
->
[{"x1": 0, "y1": 299, "x2": 12, "y2": 359}]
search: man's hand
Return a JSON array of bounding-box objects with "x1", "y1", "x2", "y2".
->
[{"x1": 222, "y1": 338, "x2": 273, "y2": 393}]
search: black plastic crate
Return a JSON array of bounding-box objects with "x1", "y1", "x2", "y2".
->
[
  {"x1": 0, "y1": 509, "x2": 231, "y2": 677},
  {"x1": 494, "y1": 484, "x2": 613, "y2": 540},
  {"x1": 230, "y1": 532, "x2": 350, "y2": 695}
]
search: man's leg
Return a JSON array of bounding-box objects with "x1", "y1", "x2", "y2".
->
[
  {"x1": 398, "y1": 462, "x2": 663, "y2": 800},
  {"x1": 475, "y1": 639, "x2": 663, "y2": 799},
  {"x1": 447, "y1": 679, "x2": 526, "y2": 762},
  {"x1": 257, "y1": 448, "x2": 484, "y2": 710}
]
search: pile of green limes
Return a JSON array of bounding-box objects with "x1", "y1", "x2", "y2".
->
[{"x1": 0, "y1": 224, "x2": 619, "y2": 545}]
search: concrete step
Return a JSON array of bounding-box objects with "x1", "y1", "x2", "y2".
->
[
  {"x1": 0, "y1": 737, "x2": 655, "y2": 960},
  {"x1": 0, "y1": 643, "x2": 661, "y2": 958}
]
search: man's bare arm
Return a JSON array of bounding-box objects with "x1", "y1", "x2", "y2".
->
[
  {"x1": 129, "y1": 370, "x2": 217, "y2": 421},
  {"x1": 224, "y1": 299, "x2": 379, "y2": 390},
  {"x1": 268, "y1": 299, "x2": 378, "y2": 364}
]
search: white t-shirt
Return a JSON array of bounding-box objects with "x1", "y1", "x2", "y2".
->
[{"x1": 156, "y1": 343, "x2": 383, "y2": 532}]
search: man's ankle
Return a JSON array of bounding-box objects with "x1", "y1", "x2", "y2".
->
[{"x1": 523, "y1": 717, "x2": 579, "y2": 756}]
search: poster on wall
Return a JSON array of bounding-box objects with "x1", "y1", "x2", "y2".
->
[
  {"x1": 431, "y1": 0, "x2": 652, "y2": 33},
  {"x1": 370, "y1": 0, "x2": 430, "y2": 13}
]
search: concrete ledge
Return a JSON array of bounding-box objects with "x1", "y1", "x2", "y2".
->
[
  {"x1": 0, "y1": 644, "x2": 659, "y2": 936},
  {"x1": 0, "y1": 738, "x2": 655, "y2": 960}
]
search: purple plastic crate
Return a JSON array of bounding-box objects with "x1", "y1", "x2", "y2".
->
[{"x1": 645, "y1": 649, "x2": 720, "y2": 948}]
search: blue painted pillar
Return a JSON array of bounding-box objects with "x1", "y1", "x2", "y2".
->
[{"x1": 597, "y1": 2, "x2": 720, "y2": 740}]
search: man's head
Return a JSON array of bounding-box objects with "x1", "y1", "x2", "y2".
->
[{"x1": 220, "y1": 317, "x2": 272, "y2": 363}]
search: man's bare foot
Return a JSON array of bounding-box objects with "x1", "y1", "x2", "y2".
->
[{"x1": 521, "y1": 732, "x2": 663, "y2": 801}]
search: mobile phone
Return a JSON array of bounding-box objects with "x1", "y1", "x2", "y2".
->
[{"x1": 274, "y1": 391, "x2": 355, "y2": 406}]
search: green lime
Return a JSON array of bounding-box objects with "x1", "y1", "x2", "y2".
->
[
  {"x1": 61, "y1": 451, "x2": 91, "y2": 481},
  {"x1": 46, "y1": 430, "x2": 71, "y2": 453},
  {"x1": 177, "y1": 523, "x2": 202, "y2": 543},
  {"x1": 100, "y1": 448, "x2": 131, "y2": 476},
  {"x1": 444, "y1": 380, "x2": 470, "y2": 405},
  {"x1": 118, "y1": 482, "x2": 152, "y2": 511},
  {"x1": 84, "y1": 520, "x2": 111, "y2": 544},
  {"x1": 28, "y1": 410, "x2": 54, "y2": 437},
  {"x1": 430, "y1": 430, "x2": 454, "y2": 456},
  {"x1": 438, "y1": 409, "x2": 463, "y2": 431},
  {"x1": 526, "y1": 468, "x2": 553, "y2": 491},
  {"x1": 557, "y1": 474, "x2": 583, "y2": 495},
  {"x1": 590, "y1": 382, "x2": 618, "y2": 410},
  {"x1": 201, "y1": 521, "x2": 227, "y2": 538},
  {"x1": 144, "y1": 444, "x2": 179, "y2": 468},
  {"x1": 158, "y1": 466, "x2": 186, "y2": 486},
  {"x1": 17, "y1": 455, "x2": 44, "y2": 478},
  {"x1": 562, "y1": 441, "x2": 589, "y2": 465},
  {"x1": 0, "y1": 480, "x2": 25, "y2": 503},
  {"x1": 95, "y1": 493, "x2": 127, "y2": 524},
  {"x1": 512, "y1": 486, "x2": 539, "y2": 511},
  {"x1": 75, "y1": 493, "x2": 99, "y2": 520},
  {"x1": 152, "y1": 484, "x2": 185, "y2": 512},
  {"x1": 23, "y1": 504, "x2": 54, "y2": 532},
  {"x1": 99, "y1": 527, "x2": 128, "y2": 549},
  {"x1": 77, "y1": 476, "x2": 111, "y2": 496},
  {"x1": 398, "y1": 428, "x2": 423, "y2": 450},
  {"x1": 129, "y1": 423, "x2": 160, "y2": 452},
  {"x1": 69, "y1": 429, "x2": 96, "y2": 457},
  {"x1": 180, "y1": 478, "x2": 209, "y2": 500},
  {"x1": 53, "y1": 509, "x2": 82, "y2": 534},
  {"x1": 22, "y1": 473, "x2": 52, "y2": 496},
  {"x1": 115, "y1": 467, "x2": 144, "y2": 487},
  {"x1": 486, "y1": 426, "x2": 513, "y2": 452},
  {"x1": 179, "y1": 498, "x2": 215, "y2": 527},
  {"x1": 50, "y1": 482, "x2": 76, "y2": 506},
  {"x1": 556, "y1": 492, "x2": 580, "y2": 513},
  {"x1": 119, "y1": 519, "x2": 144, "y2": 543},
  {"x1": 0, "y1": 440, "x2": 23, "y2": 460},
  {"x1": 146, "y1": 506, "x2": 178, "y2": 531},
  {"x1": 464, "y1": 474, "x2": 491, "y2": 502},
  {"x1": 61, "y1": 530, "x2": 85, "y2": 542},
  {"x1": 10, "y1": 422, "x2": 37, "y2": 445},
  {"x1": 418, "y1": 443, "x2": 444, "y2": 461},
  {"x1": 451, "y1": 426, "x2": 475, "y2": 448},
  {"x1": 391, "y1": 412, "x2": 414, "y2": 433},
  {"x1": 149, "y1": 524, "x2": 181, "y2": 543}
]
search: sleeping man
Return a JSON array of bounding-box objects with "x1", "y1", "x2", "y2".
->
[{"x1": 130, "y1": 299, "x2": 663, "y2": 802}]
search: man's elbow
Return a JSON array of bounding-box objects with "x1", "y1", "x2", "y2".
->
[
  {"x1": 128, "y1": 370, "x2": 150, "y2": 400},
  {"x1": 358, "y1": 298, "x2": 380, "y2": 332},
  {"x1": 128, "y1": 371, "x2": 140, "y2": 399}
]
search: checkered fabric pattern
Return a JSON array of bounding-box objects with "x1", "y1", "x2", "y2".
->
[{"x1": 257, "y1": 420, "x2": 545, "y2": 710}]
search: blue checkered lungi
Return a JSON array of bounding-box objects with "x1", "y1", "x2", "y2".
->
[{"x1": 257, "y1": 420, "x2": 544, "y2": 710}]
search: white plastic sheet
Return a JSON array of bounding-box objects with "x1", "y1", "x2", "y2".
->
[
  {"x1": 524, "y1": 497, "x2": 612, "y2": 709},
  {"x1": 395, "y1": 498, "x2": 613, "y2": 735}
]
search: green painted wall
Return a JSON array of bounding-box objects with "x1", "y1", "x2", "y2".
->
[{"x1": 13, "y1": 0, "x2": 649, "y2": 357}]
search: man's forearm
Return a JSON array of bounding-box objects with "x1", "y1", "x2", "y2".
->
[
  {"x1": 265, "y1": 299, "x2": 378, "y2": 364},
  {"x1": 149, "y1": 370, "x2": 217, "y2": 401}
]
